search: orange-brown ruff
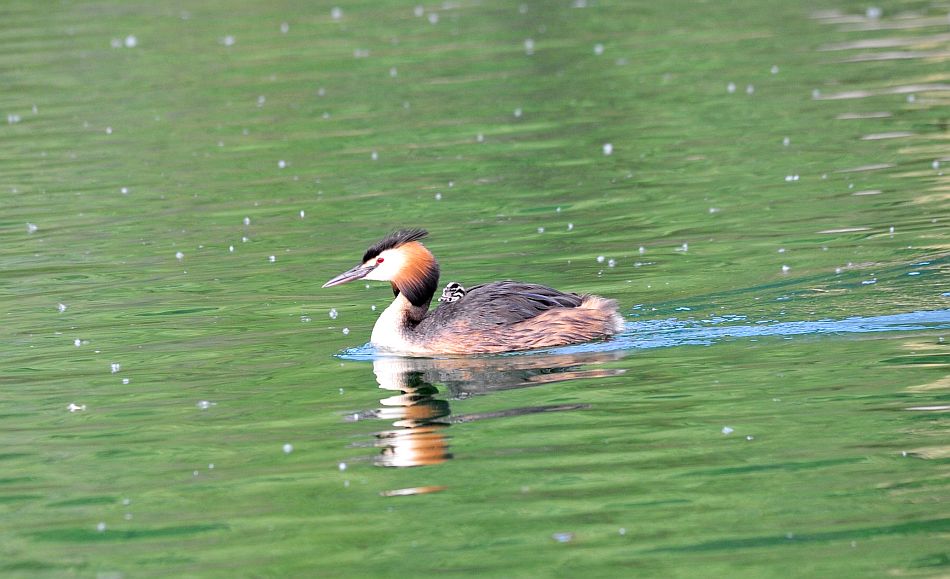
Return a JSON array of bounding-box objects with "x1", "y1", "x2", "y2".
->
[{"x1": 322, "y1": 229, "x2": 624, "y2": 355}]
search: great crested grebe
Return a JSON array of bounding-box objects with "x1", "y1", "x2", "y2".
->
[{"x1": 322, "y1": 229, "x2": 624, "y2": 355}]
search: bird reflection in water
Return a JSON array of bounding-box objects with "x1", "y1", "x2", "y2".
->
[
  {"x1": 372, "y1": 362, "x2": 452, "y2": 468},
  {"x1": 360, "y1": 351, "x2": 626, "y2": 470}
]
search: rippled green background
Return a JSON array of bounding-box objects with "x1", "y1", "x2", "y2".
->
[{"x1": 3, "y1": 0, "x2": 948, "y2": 576}]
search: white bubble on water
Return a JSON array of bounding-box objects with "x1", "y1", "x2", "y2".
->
[
  {"x1": 389, "y1": 67, "x2": 398, "y2": 78},
  {"x1": 342, "y1": 327, "x2": 350, "y2": 335},
  {"x1": 74, "y1": 339, "x2": 82, "y2": 347},
  {"x1": 228, "y1": 245, "x2": 234, "y2": 253},
  {"x1": 593, "y1": 43, "x2": 604, "y2": 55},
  {"x1": 638, "y1": 246, "x2": 646, "y2": 254},
  {"x1": 524, "y1": 38, "x2": 534, "y2": 55},
  {"x1": 282, "y1": 443, "x2": 294, "y2": 454},
  {"x1": 721, "y1": 426, "x2": 734, "y2": 435},
  {"x1": 770, "y1": 65, "x2": 779, "y2": 74},
  {"x1": 58, "y1": 303, "x2": 67, "y2": 313},
  {"x1": 124, "y1": 34, "x2": 137, "y2": 48},
  {"x1": 175, "y1": 251, "x2": 184, "y2": 261},
  {"x1": 596, "y1": 255, "x2": 605, "y2": 263},
  {"x1": 476, "y1": 133, "x2": 485, "y2": 143},
  {"x1": 567, "y1": 223, "x2": 574, "y2": 231},
  {"x1": 427, "y1": 12, "x2": 439, "y2": 24},
  {"x1": 331, "y1": 7, "x2": 343, "y2": 20},
  {"x1": 513, "y1": 107, "x2": 523, "y2": 118},
  {"x1": 727, "y1": 82, "x2": 736, "y2": 93},
  {"x1": 414, "y1": 5, "x2": 424, "y2": 17},
  {"x1": 602, "y1": 143, "x2": 613, "y2": 155},
  {"x1": 329, "y1": 308, "x2": 338, "y2": 320},
  {"x1": 110, "y1": 38, "x2": 122, "y2": 48},
  {"x1": 782, "y1": 137, "x2": 790, "y2": 146},
  {"x1": 105, "y1": 126, "x2": 113, "y2": 135},
  {"x1": 781, "y1": 265, "x2": 790, "y2": 273},
  {"x1": 196, "y1": 400, "x2": 214, "y2": 410},
  {"x1": 434, "y1": 192, "x2": 442, "y2": 200},
  {"x1": 278, "y1": 160, "x2": 287, "y2": 169},
  {"x1": 338, "y1": 462, "x2": 347, "y2": 471},
  {"x1": 243, "y1": 217, "x2": 250, "y2": 226},
  {"x1": 96, "y1": 522, "x2": 107, "y2": 532},
  {"x1": 110, "y1": 363, "x2": 121, "y2": 373},
  {"x1": 607, "y1": 259, "x2": 616, "y2": 267},
  {"x1": 371, "y1": 151, "x2": 378, "y2": 161},
  {"x1": 268, "y1": 255, "x2": 276, "y2": 263},
  {"x1": 299, "y1": 210, "x2": 305, "y2": 218},
  {"x1": 122, "y1": 378, "x2": 130, "y2": 384},
  {"x1": 866, "y1": 6, "x2": 882, "y2": 19},
  {"x1": 280, "y1": 22, "x2": 289, "y2": 34},
  {"x1": 537, "y1": 227, "x2": 544, "y2": 233},
  {"x1": 26, "y1": 222, "x2": 38, "y2": 233},
  {"x1": 300, "y1": 315, "x2": 311, "y2": 323},
  {"x1": 746, "y1": 84, "x2": 755, "y2": 95},
  {"x1": 67, "y1": 402, "x2": 86, "y2": 412},
  {"x1": 371, "y1": 305, "x2": 377, "y2": 311},
  {"x1": 221, "y1": 35, "x2": 235, "y2": 47}
]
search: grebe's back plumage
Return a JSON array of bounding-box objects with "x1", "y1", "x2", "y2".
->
[{"x1": 322, "y1": 229, "x2": 624, "y2": 355}]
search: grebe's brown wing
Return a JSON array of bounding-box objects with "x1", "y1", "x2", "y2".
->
[{"x1": 427, "y1": 281, "x2": 584, "y2": 327}]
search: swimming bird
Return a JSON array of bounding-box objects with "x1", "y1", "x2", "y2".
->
[{"x1": 322, "y1": 229, "x2": 624, "y2": 355}]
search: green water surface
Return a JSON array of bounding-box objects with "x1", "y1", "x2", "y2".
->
[{"x1": 2, "y1": 0, "x2": 948, "y2": 576}]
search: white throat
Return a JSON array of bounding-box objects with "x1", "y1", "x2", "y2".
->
[{"x1": 370, "y1": 294, "x2": 420, "y2": 354}]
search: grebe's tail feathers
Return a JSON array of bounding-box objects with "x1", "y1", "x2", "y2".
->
[{"x1": 578, "y1": 295, "x2": 625, "y2": 334}]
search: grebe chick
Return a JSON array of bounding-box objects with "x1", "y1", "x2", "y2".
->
[
  {"x1": 322, "y1": 229, "x2": 624, "y2": 355},
  {"x1": 438, "y1": 282, "x2": 466, "y2": 303}
]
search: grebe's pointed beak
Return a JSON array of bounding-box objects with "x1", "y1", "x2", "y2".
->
[{"x1": 322, "y1": 263, "x2": 375, "y2": 288}]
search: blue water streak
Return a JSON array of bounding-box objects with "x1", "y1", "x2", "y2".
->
[{"x1": 558, "y1": 309, "x2": 950, "y2": 354}]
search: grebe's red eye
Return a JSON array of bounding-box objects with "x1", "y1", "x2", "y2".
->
[{"x1": 376, "y1": 257, "x2": 384, "y2": 264}]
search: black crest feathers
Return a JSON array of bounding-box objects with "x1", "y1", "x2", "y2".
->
[{"x1": 362, "y1": 228, "x2": 429, "y2": 263}]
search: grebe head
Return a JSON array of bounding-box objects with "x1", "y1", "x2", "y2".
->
[{"x1": 322, "y1": 228, "x2": 440, "y2": 307}]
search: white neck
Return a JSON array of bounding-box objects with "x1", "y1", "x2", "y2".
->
[{"x1": 371, "y1": 294, "x2": 424, "y2": 354}]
